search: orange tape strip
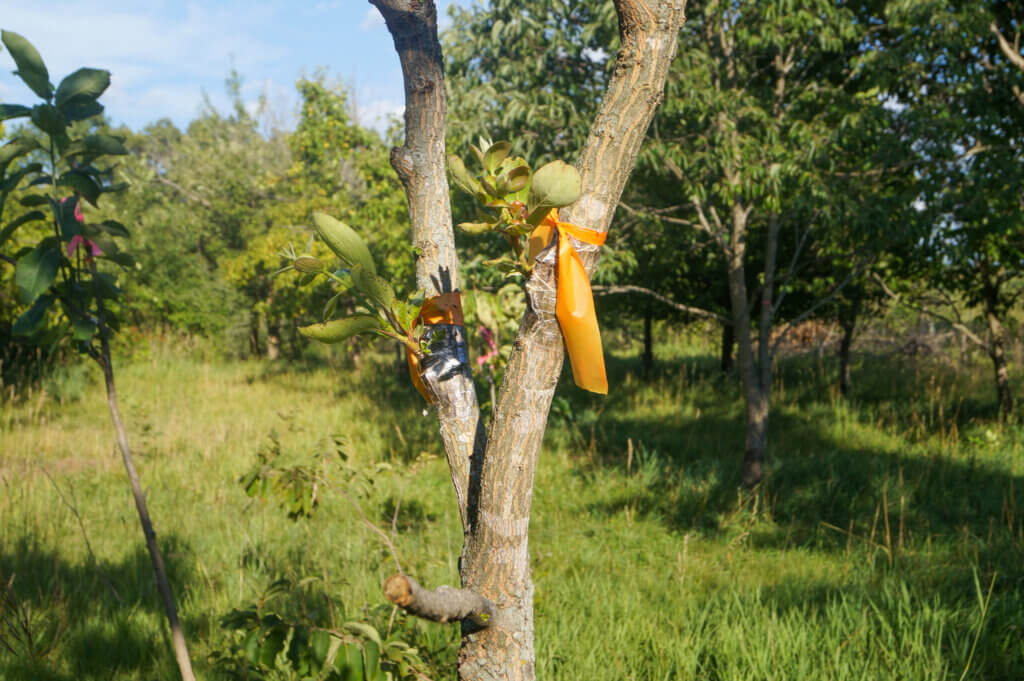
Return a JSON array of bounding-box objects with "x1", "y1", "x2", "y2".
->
[{"x1": 529, "y1": 210, "x2": 608, "y2": 395}]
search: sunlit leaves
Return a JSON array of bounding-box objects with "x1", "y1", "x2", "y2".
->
[
  {"x1": 298, "y1": 314, "x2": 383, "y2": 344},
  {"x1": 312, "y1": 211, "x2": 377, "y2": 275}
]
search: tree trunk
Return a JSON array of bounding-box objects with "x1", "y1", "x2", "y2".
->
[
  {"x1": 837, "y1": 291, "x2": 861, "y2": 397},
  {"x1": 266, "y1": 323, "x2": 281, "y2": 361},
  {"x1": 983, "y1": 289, "x2": 1014, "y2": 421},
  {"x1": 643, "y1": 309, "x2": 654, "y2": 377},
  {"x1": 373, "y1": 2, "x2": 685, "y2": 679},
  {"x1": 720, "y1": 321, "x2": 734, "y2": 373}
]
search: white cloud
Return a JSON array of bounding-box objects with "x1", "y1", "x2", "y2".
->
[
  {"x1": 360, "y1": 8, "x2": 386, "y2": 32},
  {"x1": 357, "y1": 98, "x2": 404, "y2": 134},
  {"x1": 0, "y1": 2, "x2": 286, "y2": 129}
]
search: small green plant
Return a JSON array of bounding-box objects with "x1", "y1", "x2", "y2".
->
[{"x1": 213, "y1": 579, "x2": 430, "y2": 681}]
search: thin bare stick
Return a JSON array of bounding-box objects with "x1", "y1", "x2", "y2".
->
[
  {"x1": 335, "y1": 486, "x2": 403, "y2": 575},
  {"x1": 591, "y1": 284, "x2": 728, "y2": 322},
  {"x1": 89, "y1": 261, "x2": 196, "y2": 681},
  {"x1": 40, "y1": 467, "x2": 121, "y2": 603}
]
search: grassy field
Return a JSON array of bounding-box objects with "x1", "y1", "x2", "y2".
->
[{"x1": 1, "y1": 328, "x2": 1023, "y2": 680}]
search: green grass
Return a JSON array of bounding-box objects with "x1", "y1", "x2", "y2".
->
[{"x1": 1, "y1": 329, "x2": 1022, "y2": 680}]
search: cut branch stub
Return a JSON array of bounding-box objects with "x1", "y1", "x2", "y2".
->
[{"x1": 383, "y1": 574, "x2": 495, "y2": 627}]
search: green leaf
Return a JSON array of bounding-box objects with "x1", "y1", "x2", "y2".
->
[
  {"x1": 103, "y1": 252, "x2": 135, "y2": 268},
  {"x1": 242, "y1": 630, "x2": 261, "y2": 664},
  {"x1": 260, "y1": 628, "x2": 287, "y2": 667},
  {"x1": 0, "y1": 138, "x2": 41, "y2": 172},
  {"x1": 0, "y1": 104, "x2": 31, "y2": 122},
  {"x1": 528, "y1": 160, "x2": 581, "y2": 212},
  {"x1": 55, "y1": 68, "x2": 111, "y2": 108},
  {"x1": 12, "y1": 294, "x2": 53, "y2": 336},
  {"x1": 58, "y1": 171, "x2": 102, "y2": 205},
  {"x1": 312, "y1": 212, "x2": 376, "y2": 275},
  {"x1": 362, "y1": 640, "x2": 381, "y2": 680},
  {"x1": 310, "y1": 630, "x2": 332, "y2": 667},
  {"x1": 343, "y1": 622, "x2": 383, "y2": 647},
  {"x1": 16, "y1": 240, "x2": 60, "y2": 304},
  {"x1": 30, "y1": 104, "x2": 65, "y2": 135},
  {"x1": 61, "y1": 99, "x2": 104, "y2": 123},
  {"x1": 1, "y1": 163, "x2": 43, "y2": 192},
  {"x1": 483, "y1": 141, "x2": 512, "y2": 172},
  {"x1": 18, "y1": 195, "x2": 49, "y2": 207},
  {"x1": 458, "y1": 221, "x2": 495, "y2": 234},
  {"x1": 506, "y1": 165, "x2": 530, "y2": 192},
  {"x1": 1, "y1": 31, "x2": 52, "y2": 100},
  {"x1": 299, "y1": 315, "x2": 382, "y2": 344},
  {"x1": 72, "y1": 316, "x2": 96, "y2": 342},
  {"x1": 98, "y1": 219, "x2": 130, "y2": 238},
  {"x1": 0, "y1": 210, "x2": 46, "y2": 246},
  {"x1": 64, "y1": 134, "x2": 128, "y2": 158},
  {"x1": 350, "y1": 264, "x2": 395, "y2": 311},
  {"x1": 447, "y1": 154, "x2": 479, "y2": 195}
]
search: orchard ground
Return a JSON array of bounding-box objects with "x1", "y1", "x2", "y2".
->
[{"x1": 1, "y1": 324, "x2": 1023, "y2": 680}]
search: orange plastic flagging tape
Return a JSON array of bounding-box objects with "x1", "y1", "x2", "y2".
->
[
  {"x1": 407, "y1": 292, "x2": 464, "y2": 403},
  {"x1": 527, "y1": 209, "x2": 608, "y2": 395}
]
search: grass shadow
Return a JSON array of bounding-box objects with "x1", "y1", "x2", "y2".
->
[{"x1": 0, "y1": 533, "x2": 196, "y2": 681}]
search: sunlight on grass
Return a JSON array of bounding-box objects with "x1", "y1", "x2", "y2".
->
[{"x1": 2, "y1": 331, "x2": 1022, "y2": 680}]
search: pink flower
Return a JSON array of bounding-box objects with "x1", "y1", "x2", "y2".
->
[
  {"x1": 476, "y1": 325, "x2": 498, "y2": 367},
  {"x1": 66, "y1": 234, "x2": 103, "y2": 258},
  {"x1": 59, "y1": 196, "x2": 85, "y2": 223}
]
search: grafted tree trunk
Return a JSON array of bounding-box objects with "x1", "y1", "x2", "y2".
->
[{"x1": 371, "y1": 1, "x2": 686, "y2": 679}]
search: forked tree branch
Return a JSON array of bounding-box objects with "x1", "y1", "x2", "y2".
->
[{"x1": 592, "y1": 284, "x2": 728, "y2": 322}]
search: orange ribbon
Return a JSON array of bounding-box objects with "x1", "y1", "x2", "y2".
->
[
  {"x1": 528, "y1": 209, "x2": 608, "y2": 395},
  {"x1": 407, "y1": 292, "x2": 464, "y2": 403}
]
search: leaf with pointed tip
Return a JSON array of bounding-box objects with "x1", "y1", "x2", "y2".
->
[
  {"x1": 312, "y1": 211, "x2": 376, "y2": 275},
  {"x1": 0, "y1": 138, "x2": 41, "y2": 172},
  {"x1": 1, "y1": 30, "x2": 52, "y2": 100},
  {"x1": 30, "y1": 104, "x2": 65, "y2": 135},
  {"x1": 0, "y1": 104, "x2": 31, "y2": 122},
  {"x1": 350, "y1": 264, "x2": 395, "y2": 312},
  {"x1": 55, "y1": 68, "x2": 110, "y2": 108},
  {"x1": 0, "y1": 210, "x2": 45, "y2": 247},
  {"x1": 299, "y1": 315, "x2": 382, "y2": 344},
  {"x1": 12, "y1": 294, "x2": 53, "y2": 336},
  {"x1": 483, "y1": 141, "x2": 512, "y2": 172},
  {"x1": 16, "y1": 239, "x2": 60, "y2": 304},
  {"x1": 58, "y1": 171, "x2": 102, "y2": 205},
  {"x1": 64, "y1": 134, "x2": 128, "y2": 158}
]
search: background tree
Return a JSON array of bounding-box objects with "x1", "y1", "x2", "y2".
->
[{"x1": 888, "y1": 0, "x2": 1024, "y2": 421}]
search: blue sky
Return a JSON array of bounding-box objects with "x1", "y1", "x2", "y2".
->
[{"x1": 0, "y1": 1, "x2": 468, "y2": 134}]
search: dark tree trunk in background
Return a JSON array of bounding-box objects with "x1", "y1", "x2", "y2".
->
[
  {"x1": 837, "y1": 290, "x2": 862, "y2": 397},
  {"x1": 643, "y1": 309, "x2": 654, "y2": 377},
  {"x1": 720, "y1": 321, "x2": 734, "y2": 373},
  {"x1": 982, "y1": 280, "x2": 1014, "y2": 421}
]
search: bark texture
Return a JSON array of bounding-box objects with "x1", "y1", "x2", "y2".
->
[
  {"x1": 372, "y1": 0, "x2": 484, "y2": 530},
  {"x1": 373, "y1": 1, "x2": 686, "y2": 679}
]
